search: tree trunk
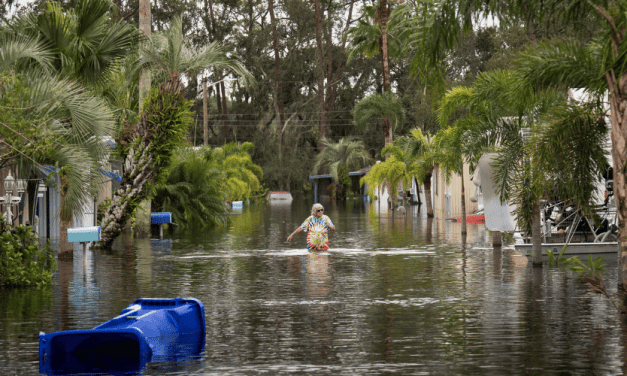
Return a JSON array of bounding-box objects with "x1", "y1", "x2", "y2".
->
[
  {"x1": 138, "y1": 0, "x2": 151, "y2": 109},
  {"x1": 383, "y1": 117, "x2": 393, "y2": 145},
  {"x1": 326, "y1": 0, "x2": 354, "y2": 114},
  {"x1": 314, "y1": 0, "x2": 328, "y2": 143},
  {"x1": 58, "y1": 175, "x2": 72, "y2": 258},
  {"x1": 215, "y1": 78, "x2": 222, "y2": 140},
  {"x1": 424, "y1": 170, "x2": 434, "y2": 218},
  {"x1": 378, "y1": 0, "x2": 390, "y2": 93},
  {"x1": 378, "y1": 0, "x2": 392, "y2": 145},
  {"x1": 607, "y1": 75, "x2": 627, "y2": 299},
  {"x1": 493, "y1": 231, "x2": 502, "y2": 247},
  {"x1": 268, "y1": 0, "x2": 285, "y2": 163},
  {"x1": 220, "y1": 80, "x2": 229, "y2": 142},
  {"x1": 203, "y1": 79, "x2": 208, "y2": 145},
  {"x1": 99, "y1": 76, "x2": 185, "y2": 249},
  {"x1": 112, "y1": 0, "x2": 123, "y2": 21},
  {"x1": 465, "y1": 13, "x2": 478, "y2": 78},
  {"x1": 524, "y1": 5, "x2": 537, "y2": 42},
  {"x1": 460, "y1": 167, "x2": 467, "y2": 235},
  {"x1": 531, "y1": 199, "x2": 542, "y2": 265}
]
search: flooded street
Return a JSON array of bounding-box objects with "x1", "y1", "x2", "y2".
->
[{"x1": 1, "y1": 199, "x2": 625, "y2": 375}]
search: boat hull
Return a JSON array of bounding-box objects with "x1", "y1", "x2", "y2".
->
[{"x1": 514, "y1": 242, "x2": 618, "y2": 261}]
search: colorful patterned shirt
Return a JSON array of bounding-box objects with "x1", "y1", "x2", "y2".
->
[{"x1": 300, "y1": 215, "x2": 334, "y2": 250}]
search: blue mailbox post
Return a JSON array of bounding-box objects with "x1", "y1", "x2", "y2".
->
[{"x1": 151, "y1": 212, "x2": 172, "y2": 238}]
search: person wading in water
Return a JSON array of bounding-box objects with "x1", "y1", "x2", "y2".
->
[{"x1": 287, "y1": 203, "x2": 335, "y2": 251}]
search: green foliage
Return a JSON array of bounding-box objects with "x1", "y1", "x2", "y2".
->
[
  {"x1": 531, "y1": 102, "x2": 609, "y2": 217},
  {"x1": 153, "y1": 147, "x2": 228, "y2": 228},
  {"x1": 547, "y1": 244, "x2": 569, "y2": 268},
  {"x1": 394, "y1": 128, "x2": 440, "y2": 185},
  {"x1": 7, "y1": 0, "x2": 138, "y2": 88},
  {"x1": 0, "y1": 218, "x2": 57, "y2": 288},
  {"x1": 353, "y1": 91, "x2": 406, "y2": 135},
  {"x1": 97, "y1": 198, "x2": 111, "y2": 224},
  {"x1": 313, "y1": 137, "x2": 372, "y2": 198},
  {"x1": 153, "y1": 143, "x2": 263, "y2": 228},
  {"x1": 563, "y1": 254, "x2": 607, "y2": 277},
  {"x1": 204, "y1": 142, "x2": 263, "y2": 201},
  {"x1": 361, "y1": 152, "x2": 410, "y2": 202},
  {"x1": 546, "y1": 245, "x2": 614, "y2": 309},
  {"x1": 139, "y1": 83, "x2": 193, "y2": 191},
  {"x1": 139, "y1": 15, "x2": 254, "y2": 86}
]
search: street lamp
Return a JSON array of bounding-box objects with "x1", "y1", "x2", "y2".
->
[{"x1": 0, "y1": 172, "x2": 25, "y2": 226}]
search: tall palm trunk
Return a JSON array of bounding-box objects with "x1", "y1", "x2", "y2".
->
[
  {"x1": 203, "y1": 79, "x2": 208, "y2": 145},
  {"x1": 378, "y1": 0, "x2": 392, "y2": 145},
  {"x1": 460, "y1": 168, "x2": 467, "y2": 235},
  {"x1": 136, "y1": 0, "x2": 152, "y2": 236},
  {"x1": 138, "y1": 0, "x2": 151, "y2": 107},
  {"x1": 423, "y1": 169, "x2": 434, "y2": 218},
  {"x1": 314, "y1": 0, "x2": 328, "y2": 142},
  {"x1": 531, "y1": 199, "x2": 542, "y2": 265},
  {"x1": 607, "y1": 76, "x2": 627, "y2": 295},
  {"x1": 326, "y1": 0, "x2": 354, "y2": 116},
  {"x1": 269, "y1": 0, "x2": 285, "y2": 172},
  {"x1": 58, "y1": 175, "x2": 72, "y2": 258},
  {"x1": 220, "y1": 80, "x2": 229, "y2": 142},
  {"x1": 99, "y1": 75, "x2": 185, "y2": 249}
]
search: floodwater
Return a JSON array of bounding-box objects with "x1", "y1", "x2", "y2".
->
[{"x1": 1, "y1": 198, "x2": 625, "y2": 375}]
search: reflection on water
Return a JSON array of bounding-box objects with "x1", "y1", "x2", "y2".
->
[{"x1": 0, "y1": 199, "x2": 624, "y2": 375}]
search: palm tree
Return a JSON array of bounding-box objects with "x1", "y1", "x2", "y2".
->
[
  {"x1": 391, "y1": 0, "x2": 485, "y2": 97},
  {"x1": 435, "y1": 125, "x2": 469, "y2": 234},
  {"x1": 437, "y1": 69, "x2": 608, "y2": 264},
  {"x1": 347, "y1": 2, "x2": 401, "y2": 144},
  {"x1": 3, "y1": 0, "x2": 138, "y2": 254},
  {"x1": 138, "y1": 15, "x2": 254, "y2": 87},
  {"x1": 353, "y1": 90, "x2": 405, "y2": 146},
  {"x1": 361, "y1": 144, "x2": 411, "y2": 209},
  {"x1": 394, "y1": 128, "x2": 440, "y2": 218},
  {"x1": 7, "y1": 0, "x2": 138, "y2": 89},
  {"x1": 99, "y1": 73, "x2": 191, "y2": 248},
  {"x1": 99, "y1": 16, "x2": 256, "y2": 248},
  {"x1": 204, "y1": 142, "x2": 263, "y2": 202},
  {"x1": 312, "y1": 137, "x2": 373, "y2": 199},
  {"x1": 152, "y1": 147, "x2": 227, "y2": 228}
]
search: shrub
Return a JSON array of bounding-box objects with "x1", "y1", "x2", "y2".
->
[{"x1": 0, "y1": 217, "x2": 57, "y2": 288}]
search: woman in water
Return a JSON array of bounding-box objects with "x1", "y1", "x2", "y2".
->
[{"x1": 287, "y1": 203, "x2": 335, "y2": 250}]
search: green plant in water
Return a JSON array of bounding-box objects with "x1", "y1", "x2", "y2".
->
[
  {"x1": 548, "y1": 246, "x2": 617, "y2": 311},
  {"x1": 562, "y1": 254, "x2": 608, "y2": 278},
  {"x1": 0, "y1": 217, "x2": 57, "y2": 288},
  {"x1": 547, "y1": 244, "x2": 568, "y2": 268},
  {"x1": 545, "y1": 244, "x2": 618, "y2": 310}
]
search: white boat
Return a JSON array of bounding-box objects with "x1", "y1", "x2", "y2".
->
[
  {"x1": 513, "y1": 200, "x2": 618, "y2": 260},
  {"x1": 266, "y1": 191, "x2": 293, "y2": 201}
]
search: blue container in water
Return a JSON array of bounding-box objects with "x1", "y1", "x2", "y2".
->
[{"x1": 39, "y1": 298, "x2": 205, "y2": 375}]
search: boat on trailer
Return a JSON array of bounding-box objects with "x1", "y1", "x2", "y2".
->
[
  {"x1": 513, "y1": 200, "x2": 618, "y2": 261},
  {"x1": 39, "y1": 298, "x2": 205, "y2": 375}
]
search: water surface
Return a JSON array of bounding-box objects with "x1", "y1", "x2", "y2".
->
[{"x1": 1, "y1": 199, "x2": 624, "y2": 375}]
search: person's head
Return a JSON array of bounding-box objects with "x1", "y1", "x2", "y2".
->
[{"x1": 311, "y1": 203, "x2": 324, "y2": 217}]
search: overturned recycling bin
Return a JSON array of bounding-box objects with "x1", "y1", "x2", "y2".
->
[{"x1": 39, "y1": 298, "x2": 205, "y2": 375}]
